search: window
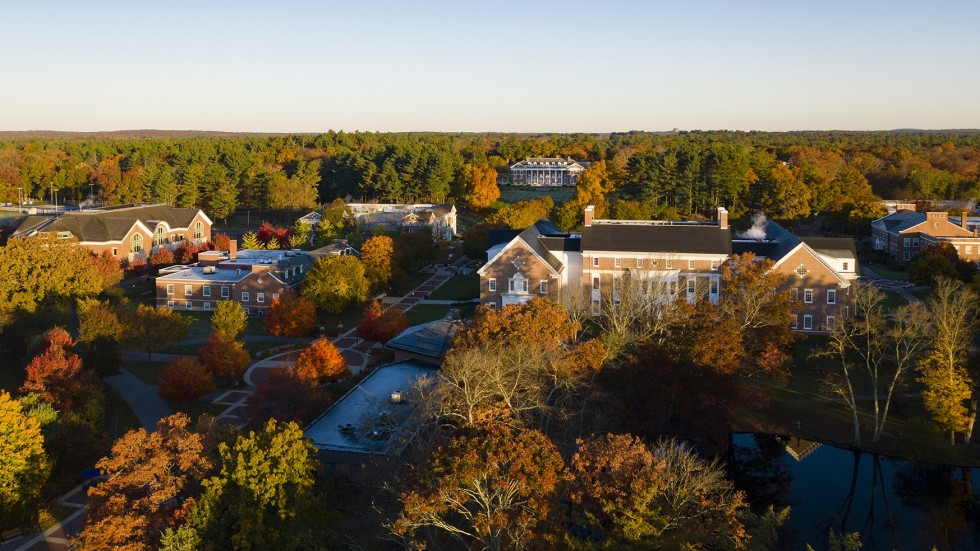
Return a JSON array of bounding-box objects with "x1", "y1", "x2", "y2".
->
[
  {"x1": 272, "y1": 293, "x2": 279, "y2": 300},
  {"x1": 688, "y1": 260, "x2": 696, "y2": 270},
  {"x1": 826, "y1": 315, "x2": 836, "y2": 329},
  {"x1": 844, "y1": 306, "x2": 850, "y2": 318},
  {"x1": 185, "y1": 301, "x2": 192, "y2": 309},
  {"x1": 242, "y1": 292, "x2": 250, "y2": 302},
  {"x1": 184, "y1": 284, "x2": 192, "y2": 297},
  {"x1": 791, "y1": 288, "x2": 799, "y2": 300},
  {"x1": 593, "y1": 257, "x2": 599, "y2": 267},
  {"x1": 803, "y1": 315, "x2": 813, "y2": 330},
  {"x1": 593, "y1": 277, "x2": 600, "y2": 290},
  {"x1": 203, "y1": 286, "x2": 210, "y2": 297},
  {"x1": 539, "y1": 281, "x2": 548, "y2": 294},
  {"x1": 243, "y1": 308, "x2": 249, "y2": 315},
  {"x1": 903, "y1": 251, "x2": 910, "y2": 261},
  {"x1": 665, "y1": 259, "x2": 673, "y2": 269},
  {"x1": 803, "y1": 289, "x2": 813, "y2": 303},
  {"x1": 796, "y1": 265, "x2": 808, "y2": 277},
  {"x1": 903, "y1": 237, "x2": 911, "y2": 247},
  {"x1": 791, "y1": 315, "x2": 798, "y2": 329},
  {"x1": 488, "y1": 278, "x2": 497, "y2": 292},
  {"x1": 167, "y1": 300, "x2": 174, "y2": 308},
  {"x1": 912, "y1": 238, "x2": 919, "y2": 248},
  {"x1": 710, "y1": 279, "x2": 719, "y2": 294},
  {"x1": 166, "y1": 284, "x2": 174, "y2": 296},
  {"x1": 827, "y1": 288, "x2": 836, "y2": 304},
  {"x1": 194, "y1": 221, "x2": 204, "y2": 240},
  {"x1": 614, "y1": 257, "x2": 622, "y2": 268},
  {"x1": 842, "y1": 262, "x2": 849, "y2": 271},
  {"x1": 711, "y1": 260, "x2": 719, "y2": 270},
  {"x1": 155, "y1": 226, "x2": 166, "y2": 246},
  {"x1": 204, "y1": 302, "x2": 211, "y2": 311},
  {"x1": 221, "y1": 286, "x2": 230, "y2": 298},
  {"x1": 112, "y1": 247, "x2": 118, "y2": 256},
  {"x1": 968, "y1": 246, "x2": 974, "y2": 255},
  {"x1": 130, "y1": 233, "x2": 144, "y2": 253},
  {"x1": 636, "y1": 258, "x2": 644, "y2": 268},
  {"x1": 257, "y1": 292, "x2": 265, "y2": 303},
  {"x1": 687, "y1": 278, "x2": 696, "y2": 294}
]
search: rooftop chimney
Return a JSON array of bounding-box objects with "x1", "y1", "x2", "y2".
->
[
  {"x1": 716, "y1": 207, "x2": 729, "y2": 230},
  {"x1": 584, "y1": 205, "x2": 595, "y2": 227},
  {"x1": 926, "y1": 211, "x2": 948, "y2": 223},
  {"x1": 895, "y1": 203, "x2": 916, "y2": 212},
  {"x1": 229, "y1": 239, "x2": 238, "y2": 261},
  {"x1": 962, "y1": 211, "x2": 968, "y2": 229}
]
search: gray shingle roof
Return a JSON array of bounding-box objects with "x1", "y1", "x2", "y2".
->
[
  {"x1": 871, "y1": 210, "x2": 925, "y2": 234},
  {"x1": 386, "y1": 318, "x2": 462, "y2": 361},
  {"x1": 14, "y1": 204, "x2": 204, "y2": 242},
  {"x1": 800, "y1": 237, "x2": 857, "y2": 258},
  {"x1": 581, "y1": 223, "x2": 732, "y2": 254}
]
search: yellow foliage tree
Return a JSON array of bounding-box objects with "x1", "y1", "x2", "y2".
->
[{"x1": 464, "y1": 164, "x2": 500, "y2": 211}]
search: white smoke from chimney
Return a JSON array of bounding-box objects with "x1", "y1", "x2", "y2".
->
[{"x1": 738, "y1": 213, "x2": 768, "y2": 240}]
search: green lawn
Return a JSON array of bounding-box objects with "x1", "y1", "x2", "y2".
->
[
  {"x1": 392, "y1": 272, "x2": 432, "y2": 296},
  {"x1": 406, "y1": 302, "x2": 476, "y2": 325},
  {"x1": 867, "y1": 264, "x2": 909, "y2": 281},
  {"x1": 499, "y1": 186, "x2": 576, "y2": 204},
  {"x1": 178, "y1": 311, "x2": 268, "y2": 340},
  {"x1": 881, "y1": 290, "x2": 909, "y2": 310},
  {"x1": 428, "y1": 275, "x2": 479, "y2": 301},
  {"x1": 125, "y1": 360, "x2": 171, "y2": 385}
]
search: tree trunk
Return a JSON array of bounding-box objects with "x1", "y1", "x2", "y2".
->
[{"x1": 965, "y1": 397, "x2": 977, "y2": 444}]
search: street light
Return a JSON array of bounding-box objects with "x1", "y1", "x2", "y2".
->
[
  {"x1": 89, "y1": 183, "x2": 94, "y2": 210},
  {"x1": 17, "y1": 187, "x2": 22, "y2": 211}
]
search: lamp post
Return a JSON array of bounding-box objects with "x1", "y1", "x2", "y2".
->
[
  {"x1": 17, "y1": 187, "x2": 22, "y2": 211},
  {"x1": 89, "y1": 183, "x2": 94, "y2": 209}
]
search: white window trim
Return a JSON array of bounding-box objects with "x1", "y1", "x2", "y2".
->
[
  {"x1": 827, "y1": 289, "x2": 836, "y2": 304},
  {"x1": 167, "y1": 300, "x2": 174, "y2": 308},
  {"x1": 242, "y1": 291, "x2": 250, "y2": 302},
  {"x1": 688, "y1": 260, "x2": 696, "y2": 270},
  {"x1": 221, "y1": 286, "x2": 230, "y2": 298},
  {"x1": 204, "y1": 302, "x2": 211, "y2": 311},
  {"x1": 803, "y1": 315, "x2": 813, "y2": 330},
  {"x1": 203, "y1": 286, "x2": 210, "y2": 297},
  {"x1": 614, "y1": 257, "x2": 622, "y2": 268},
  {"x1": 593, "y1": 257, "x2": 599, "y2": 267},
  {"x1": 803, "y1": 288, "x2": 813, "y2": 304},
  {"x1": 257, "y1": 292, "x2": 265, "y2": 303},
  {"x1": 488, "y1": 278, "x2": 497, "y2": 292},
  {"x1": 826, "y1": 315, "x2": 836, "y2": 329},
  {"x1": 184, "y1": 284, "x2": 192, "y2": 297},
  {"x1": 166, "y1": 284, "x2": 174, "y2": 296},
  {"x1": 539, "y1": 280, "x2": 548, "y2": 294}
]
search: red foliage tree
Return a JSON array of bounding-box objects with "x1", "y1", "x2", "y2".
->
[
  {"x1": 357, "y1": 301, "x2": 410, "y2": 342},
  {"x1": 246, "y1": 369, "x2": 331, "y2": 427},
  {"x1": 210, "y1": 233, "x2": 232, "y2": 251},
  {"x1": 293, "y1": 338, "x2": 349, "y2": 383},
  {"x1": 264, "y1": 292, "x2": 317, "y2": 338},
  {"x1": 125, "y1": 256, "x2": 148, "y2": 277},
  {"x1": 149, "y1": 246, "x2": 175, "y2": 268},
  {"x1": 197, "y1": 332, "x2": 250, "y2": 380},
  {"x1": 256, "y1": 222, "x2": 294, "y2": 250},
  {"x1": 158, "y1": 357, "x2": 216, "y2": 402},
  {"x1": 172, "y1": 241, "x2": 199, "y2": 264},
  {"x1": 89, "y1": 250, "x2": 123, "y2": 291},
  {"x1": 21, "y1": 327, "x2": 92, "y2": 411}
]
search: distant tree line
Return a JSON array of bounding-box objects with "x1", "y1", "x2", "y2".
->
[{"x1": 1, "y1": 131, "x2": 978, "y2": 223}]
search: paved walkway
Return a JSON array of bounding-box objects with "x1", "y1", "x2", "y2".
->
[
  {"x1": 1, "y1": 483, "x2": 88, "y2": 551},
  {"x1": 860, "y1": 265, "x2": 925, "y2": 303},
  {"x1": 209, "y1": 265, "x2": 460, "y2": 427},
  {"x1": 104, "y1": 368, "x2": 174, "y2": 430}
]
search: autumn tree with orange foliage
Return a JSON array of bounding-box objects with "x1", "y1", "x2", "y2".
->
[
  {"x1": 158, "y1": 357, "x2": 216, "y2": 403},
  {"x1": 264, "y1": 292, "x2": 316, "y2": 338},
  {"x1": 463, "y1": 163, "x2": 500, "y2": 211},
  {"x1": 395, "y1": 420, "x2": 565, "y2": 550},
  {"x1": 356, "y1": 300, "x2": 410, "y2": 342},
  {"x1": 360, "y1": 235, "x2": 395, "y2": 294},
  {"x1": 293, "y1": 338, "x2": 349, "y2": 383},
  {"x1": 566, "y1": 434, "x2": 770, "y2": 550},
  {"x1": 197, "y1": 332, "x2": 250, "y2": 381},
  {"x1": 21, "y1": 327, "x2": 96, "y2": 413},
  {"x1": 77, "y1": 413, "x2": 225, "y2": 551},
  {"x1": 437, "y1": 298, "x2": 605, "y2": 428}
]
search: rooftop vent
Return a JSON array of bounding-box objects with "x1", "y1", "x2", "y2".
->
[
  {"x1": 203, "y1": 266, "x2": 216, "y2": 274},
  {"x1": 390, "y1": 390, "x2": 403, "y2": 404}
]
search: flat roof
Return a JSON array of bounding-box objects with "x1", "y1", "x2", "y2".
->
[
  {"x1": 155, "y1": 266, "x2": 249, "y2": 283},
  {"x1": 304, "y1": 361, "x2": 438, "y2": 456}
]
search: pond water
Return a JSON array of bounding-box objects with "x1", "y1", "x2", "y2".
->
[{"x1": 729, "y1": 433, "x2": 980, "y2": 550}]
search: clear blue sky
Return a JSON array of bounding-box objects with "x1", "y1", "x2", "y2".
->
[{"x1": 2, "y1": 1, "x2": 978, "y2": 132}]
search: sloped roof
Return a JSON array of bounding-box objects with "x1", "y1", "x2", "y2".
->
[
  {"x1": 801, "y1": 237, "x2": 857, "y2": 259},
  {"x1": 539, "y1": 236, "x2": 581, "y2": 252},
  {"x1": 386, "y1": 317, "x2": 463, "y2": 361},
  {"x1": 14, "y1": 204, "x2": 204, "y2": 242},
  {"x1": 516, "y1": 222, "x2": 564, "y2": 272},
  {"x1": 871, "y1": 210, "x2": 925, "y2": 234},
  {"x1": 581, "y1": 223, "x2": 731, "y2": 254}
]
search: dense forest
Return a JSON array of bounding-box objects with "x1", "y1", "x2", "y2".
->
[{"x1": 1, "y1": 130, "x2": 979, "y2": 226}]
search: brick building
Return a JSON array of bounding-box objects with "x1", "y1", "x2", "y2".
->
[
  {"x1": 871, "y1": 204, "x2": 980, "y2": 262},
  {"x1": 154, "y1": 244, "x2": 312, "y2": 314},
  {"x1": 13, "y1": 203, "x2": 212, "y2": 262}
]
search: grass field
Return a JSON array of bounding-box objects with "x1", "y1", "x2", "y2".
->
[
  {"x1": 406, "y1": 302, "x2": 476, "y2": 325},
  {"x1": 428, "y1": 275, "x2": 479, "y2": 301},
  {"x1": 866, "y1": 264, "x2": 909, "y2": 281},
  {"x1": 881, "y1": 290, "x2": 909, "y2": 310},
  {"x1": 499, "y1": 186, "x2": 575, "y2": 204}
]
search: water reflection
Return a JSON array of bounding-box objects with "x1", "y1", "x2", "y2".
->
[{"x1": 729, "y1": 433, "x2": 980, "y2": 550}]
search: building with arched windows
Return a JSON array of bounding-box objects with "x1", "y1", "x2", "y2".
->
[{"x1": 13, "y1": 203, "x2": 212, "y2": 262}]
